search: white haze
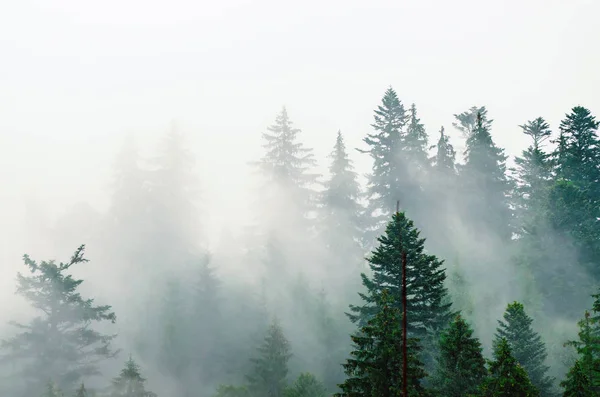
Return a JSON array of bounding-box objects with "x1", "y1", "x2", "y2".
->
[{"x1": 1, "y1": 0, "x2": 600, "y2": 394}]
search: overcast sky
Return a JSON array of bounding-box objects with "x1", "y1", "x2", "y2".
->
[{"x1": 1, "y1": 0, "x2": 599, "y2": 271}]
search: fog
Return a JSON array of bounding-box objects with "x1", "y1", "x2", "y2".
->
[{"x1": 1, "y1": 0, "x2": 600, "y2": 396}]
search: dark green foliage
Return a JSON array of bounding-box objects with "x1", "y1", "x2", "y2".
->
[
  {"x1": 564, "y1": 308, "x2": 600, "y2": 393},
  {"x1": 494, "y1": 302, "x2": 554, "y2": 395},
  {"x1": 110, "y1": 357, "x2": 157, "y2": 397},
  {"x1": 284, "y1": 373, "x2": 327, "y2": 397},
  {"x1": 0, "y1": 246, "x2": 117, "y2": 395},
  {"x1": 359, "y1": 87, "x2": 410, "y2": 245},
  {"x1": 433, "y1": 314, "x2": 487, "y2": 396},
  {"x1": 348, "y1": 211, "x2": 454, "y2": 369},
  {"x1": 337, "y1": 289, "x2": 428, "y2": 397},
  {"x1": 560, "y1": 359, "x2": 593, "y2": 397},
  {"x1": 246, "y1": 319, "x2": 292, "y2": 397},
  {"x1": 479, "y1": 338, "x2": 539, "y2": 397}
]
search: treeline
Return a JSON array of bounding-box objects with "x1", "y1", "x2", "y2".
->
[{"x1": 1, "y1": 86, "x2": 600, "y2": 396}]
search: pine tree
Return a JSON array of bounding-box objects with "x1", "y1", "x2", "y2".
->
[
  {"x1": 560, "y1": 359, "x2": 593, "y2": 397},
  {"x1": 337, "y1": 289, "x2": 428, "y2": 397},
  {"x1": 431, "y1": 126, "x2": 456, "y2": 175},
  {"x1": 452, "y1": 106, "x2": 492, "y2": 139},
  {"x1": 255, "y1": 107, "x2": 319, "y2": 221},
  {"x1": 74, "y1": 383, "x2": 88, "y2": 397},
  {"x1": 359, "y1": 87, "x2": 410, "y2": 247},
  {"x1": 246, "y1": 318, "x2": 292, "y2": 397},
  {"x1": 549, "y1": 107, "x2": 600, "y2": 280},
  {"x1": 433, "y1": 314, "x2": 487, "y2": 396},
  {"x1": 319, "y1": 131, "x2": 364, "y2": 291},
  {"x1": 43, "y1": 381, "x2": 65, "y2": 397},
  {"x1": 458, "y1": 110, "x2": 513, "y2": 242},
  {"x1": 110, "y1": 357, "x2": 157, "y2": 397},
  {"x1": 494, "y1": 302, "x2": 554, "y2": 395},
  {"x1": 285, "y1": 373, "x2": 328, "y2": 397},
  {"x1": 0, "y1": 246, "x2": 117, "y2": 395},
  {"x1": 347, "y1": 211, "x2": 454, "y2": 370},
  {"x1": 564, "y1": 309, "x2": 600, "y2": 393},
  {"x1": 479, "y1": 338, "x2": 539, "y2": 396},
  {"x1": 405, "y1": 103, "x2": 430, "y2": 180}
]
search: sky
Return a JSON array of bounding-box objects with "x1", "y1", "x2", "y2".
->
[{"x1": 0, "y1": 0, "x2": 599, "y2": 272}]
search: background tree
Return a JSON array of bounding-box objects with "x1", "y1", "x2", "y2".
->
[
  {"x1": 110, "y1": 357, "x2": 157, "y2": 397},
  {"x1": 494, "y1": 302, "x2": 554, "y2": 395},
  {"x1": 246, "y1": 318, "x2": 292, "y2": 397},
  {"x1": 0, "y1": 246, "x2": 117, "y2": 395},
  {"x1": 560, "y1": 359, "x2": 593, "y2": 397},
  {"x1": 433, "y1": 314, "x2": 487, "y2": 396},
  {"x1": 284, "y1": 373, "x2": 327, "y2": 397},
  {"x1": 358, "y1": 87, "x2": 410, "y2": 247},
  {"x1": 479, "y1": 338, "x2": 539, "y2": 397}
]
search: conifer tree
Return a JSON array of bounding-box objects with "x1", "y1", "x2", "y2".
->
[
  {"x1": 75, "y1": 383, "x2": 88, "y2": 397},
  {"x1": 479, "y1": 338, "x2": 539, "y2": 397},
  {"x1": 359, "y1": 87, "x2": 410, "y2": 246},
  {"x1": 433, "y1": 314, "x2": 487, "y2": 396},
  {"x1": 0, "y1": 246, "x2": 117, "y2": 395},
  {"x1": 560, "y1": 359, "x2": 593, "y2": 397},
  {"x1": 319, "y1": 131, "x2": 364, "y2": 291},
  {"x1": 337, "y1": 289, "x2": 428, "y2": 397},
  {"x1": 110, "y1": 357, "x2": 157, "y2": 397},
  {"x1": 452, "y1": 106, "x2": 491, "y2": 138},
  {"x1": 494, "y1": 302, "x2": 554, "y2": 395},
  {"x1": 564, "y1": 309, "x2": 600, "y2": 393},
  {"x1": 246, "y1": 318, "x2": 292, "y2": 397},
  {"x1": 255, "y1": 107, "x2": 319, "y2": 220},
  {"x1": 431, "y1": 126, "x2": 456, "y2": 175},
  {"x1": 458, "y1": 110, "x2": 513, "y2": 242},
  {"x1": 213, "y1": 385, "x2": 250, "y2": 397},
  {"x1": 44, "y1": 381, "x2": 65, "y2": 397},
  {"x1": 285, "y1": 373, "x2": 327, "y2": 397},
  {"x1": 347, "y1": 211, "x2": 454, "y2": 369},
  {"x1": 549, "y1": 107, "x2": 600, "y2": 280},
  {"x1": 405, "y1": 103, "x2": 430, "y2": 180}
]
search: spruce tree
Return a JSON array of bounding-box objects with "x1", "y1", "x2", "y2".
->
[
  {"x1": 75, "y1": 383, "x2": 88, "y2": 397},
  {"x1": 458, "y1": 110, "x2": 513, "y2": 242},
  {"x1": 246, "y1": 318, "x2": 292, "y2": 397},
  {"x1": 285, "y1": 373, "x2": 327, "y2": 397},
  {"x1": 560, "y1": 359, "x2": 593, "y2": 397},
  {"x1": 431, "y1": 126, "x2": 456, "y2": 175},
  {"x1": 157, "y1": 277, "x2": 189, "y2": 380},
  {"x1": 359, "y1": 87, "x2": 410, "y2": 246},
  {"x1": 43, "y1": 381, "x2": 65, "y2": 397},
  {"x1": 405, "y1": 103, "x2": 430, "y2": 181},
  {"x1": 347, "y1": 211, "x2": 454, "y2": 369},
  {"x1": 564, "y1": 309, "x2": 600, "y2": 393},
  {"x1": 0, "y1": 246, "x2": 117, "y2": 395},
  {"x1": 494, "y1": 302, "x2": 554, "y2": 395},
  {"x1": 337, "y1": 289, "x2": 428, "y2": 397},
  {"x1": 319, "y1": 131, "x2": 364, "y2": 292},
  {"x1": 550, "y1": 107, "x2": 600, "y2": 280},
  {"x1": 452, "y1": 106, "x2": 492, "y2": 138},
  {"x1": 479, "y1": 338, "x2": 539, "y2": 397},
  {"x1": 433, "y1": 314, "x2": 487, "y2": 396},
  {"x1": 110, "y1": 357, "x2": 157, "y2": 397}
]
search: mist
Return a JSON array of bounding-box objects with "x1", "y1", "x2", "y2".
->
[{"x1": 1, "y1": 0, "x2": 600, "y2": 396}]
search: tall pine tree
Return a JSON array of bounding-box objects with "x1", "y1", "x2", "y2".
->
[
  {"x1": 359, "y1": 87, "x2": 410, "y2": 247},
  {"x1": 0, "y1": 246, "x2": 117, "y2": 396},
  {"x1": 479, "y1": 338, "x2": 539, "y2": 397},
  {"x1": 110, "y1": 357, "x2": 157, "y2": 397},
  {"x1": 494, "y1": 302, "x2": 554, "y2": 395},
  {"x1": 337, "y1": 289, "x2": 428, "y2": 397},
  {"x1": 347, "y1": 211, "x2": 454, "y2": 370},
  {"x1": 433, "y1": 314, "x2": 487, "y2": 396},
  {"x1": 246, "y1": 318, "x2": 292, "y2": 397}
]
